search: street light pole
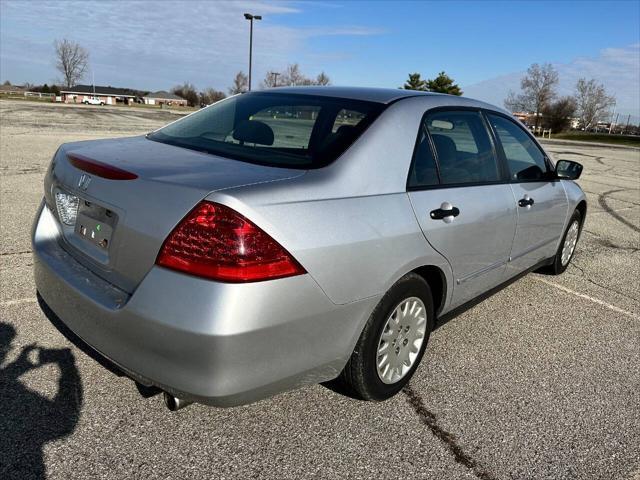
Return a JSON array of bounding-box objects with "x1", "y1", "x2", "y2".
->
[
  {"x1": 608, "y1": 101, "x2": 617, "y2": 134},
  {"x1": 244, "y1": 13, "x2": 262, "y2": 91},
  {"x1": 270, "y1": 72, "x2": 280, "y2": 87}
]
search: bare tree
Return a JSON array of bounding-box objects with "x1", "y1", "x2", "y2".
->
[
  {"x1": 504, "y1": 63, "x2": 558, "y2": 128},
  {"x1": 261, "y1": 72, "x2": 280, "y2": 89},
  {"x1": 315, "y1": 72, "x2": 331, "y2": 86},
  {"x1": 199, "y1": 87, "x2": 226, "y2": 106},
  {"x1": 574, "y1": 78, "x2": 615, "y2": 130},
  {"x1": 229, "y1": 72, "x2": 248, "y2": 95},
  {"x1": 282, "y1": 63, "x2": 307, "y2": 86},
  {"x1": 171, "y1": 82, "x2": 198, "y2": 107},
  {"x1": 54, "y1": 38, "x2": 89, "y2": 88},
  {"x1": 261, "y1": 65, "x2": 330, "y2": 88}
]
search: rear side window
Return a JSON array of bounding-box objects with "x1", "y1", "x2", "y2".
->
[
  {"x1": 487, "y1": 114, "x2": 548, "y2": 180},
  {"x1": 148, "y1": 93, "x2": 384, "y2": 169},
  {"x1": 408, "y1": 129, "x2": 439, "y2": 188},
  {"x1": 425, "y1": 111, "x2": 499, "y2": 185},
  {"x1": 332, "y1": 109, "x2": 367, "y2": 132}
]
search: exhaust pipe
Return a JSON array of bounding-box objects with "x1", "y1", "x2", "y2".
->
[{"x1": 163, "y1": 392, "x2": 193, "y2": 411}]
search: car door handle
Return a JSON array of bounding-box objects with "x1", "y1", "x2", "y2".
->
[
  {"x1": 518, "y1": 196, "x2": 535, "y2": 207},
  {"x1": 430, "y1": 202, "x2": 460, "y2": 221}
]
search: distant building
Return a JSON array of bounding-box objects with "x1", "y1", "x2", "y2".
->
[
  {"x1": 60, "y1": 85, "x2": 137, "y2": 105},
  {"x1": 512, "y1": 111, "x2": 529, "y2": 124},
  {"x1": 512, "y1": 111, "x2": 543, "y2": 127},
  {"x1": 143, "y1": 91, "x2": 188, "y2": 106},
  {"x1": 0, "y1": 84, "x2": 28, "y2": 95}
]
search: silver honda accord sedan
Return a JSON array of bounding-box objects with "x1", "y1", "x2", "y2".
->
[{"x1": 33, "y1": 87, "x2": 586, "y2": 410}]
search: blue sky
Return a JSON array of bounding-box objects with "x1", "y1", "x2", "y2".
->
[{"x1": 1, "y1": 0, "x2": 639, "y2": 118}]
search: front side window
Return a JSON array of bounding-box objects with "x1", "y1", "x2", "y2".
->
[
  {"x1": 148, "y1": 93, "x2": 384, "y2": 169},
  {"x1": 425, "y1": 110, "x2": 500, "y2": 185},
  {"x1": 487, "y1": 114, "x2": 548, "y2": 180}
]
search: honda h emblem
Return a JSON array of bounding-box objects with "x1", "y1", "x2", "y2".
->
[{"x1": 78, "y1": 174, "x2": 92, "y2": 190}]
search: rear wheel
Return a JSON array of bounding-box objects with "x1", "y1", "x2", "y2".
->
[
  {"x1": 548, "y1": 209, "x2": 582, "y2": 274},
  {"x1": 335, "y1": 273, "x2": 434, "y2": 401}
]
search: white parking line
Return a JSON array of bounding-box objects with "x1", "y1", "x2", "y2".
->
[
  {"x1": 0, "y1": 297, "x2": 37, "y2": 307},
  {"x1": 535, "y1": 277, "x2": 639, "y2": 320}
]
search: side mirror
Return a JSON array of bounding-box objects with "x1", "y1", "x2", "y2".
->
[{"x1": 555, "y1": 160, "x2": 583, "y2": 180}]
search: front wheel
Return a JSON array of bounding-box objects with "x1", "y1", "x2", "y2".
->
[
  {"x1": 335, "y1": 273, "x2": 434, "y2": 401},
  {"x1": 548, "y1": 209, "x2": 582, "y2": 274}
]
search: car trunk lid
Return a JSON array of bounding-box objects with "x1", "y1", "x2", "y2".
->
[{"x1": 45, "y1": 135, "x2": 305, "y2": 293}]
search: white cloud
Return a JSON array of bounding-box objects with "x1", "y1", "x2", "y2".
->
[
  {"x1": 464, "y1": 44, "x2": 640, "y2": 121},
  {"x1": 0, "y1": 0, "x2": 382, "y2": 91}
]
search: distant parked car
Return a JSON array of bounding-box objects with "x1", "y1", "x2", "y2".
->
[
  {"x1": 82, "y1": 97, "x2": 105, "y2": 106},
  {"x1": 33, "y1": 87, "x2": 586, "y2": 411}
]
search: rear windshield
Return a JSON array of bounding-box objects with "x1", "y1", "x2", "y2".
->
[{"x1": 147, "y1": 92, "x2": 385, "y2": 169}]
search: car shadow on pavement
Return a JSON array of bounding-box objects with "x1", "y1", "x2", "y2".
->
[{"x1": 0, "y1": 318, "x2": 83, "y2": 480}]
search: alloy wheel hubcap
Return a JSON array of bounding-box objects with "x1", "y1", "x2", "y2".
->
[
  {"x1": 376, "y1": 297, "x2": 427, "y2": 384},
  {"x1": 561, "y1": 220, "x2": 579, "y2": 266}
]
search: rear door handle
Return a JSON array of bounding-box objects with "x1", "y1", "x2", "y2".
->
[
  {"x1": 518, "y1": 195, "x2": 535, "y2": 207},
  {"x1": 430, "y1": 202, "x2": 460, "y2": 222}
]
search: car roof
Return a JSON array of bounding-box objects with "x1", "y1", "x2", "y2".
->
[
  {"x1": 261, "y1": 86, "x2": 436, "y2": 104},
  {"x1": 256, "y1": 86, "x2": 507, "y2": 112}
]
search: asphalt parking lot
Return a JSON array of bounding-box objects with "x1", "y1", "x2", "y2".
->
[{"x1": 1, "y1": 99, "x2": 638, "y2": 480}]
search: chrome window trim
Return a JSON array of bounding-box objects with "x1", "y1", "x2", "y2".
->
[
  {"x1": 406, "y1": 107, "x2": 560, "y2": 192},
  {"x1": 483, "y1": 110, "x2": 555, "y2": 177}
]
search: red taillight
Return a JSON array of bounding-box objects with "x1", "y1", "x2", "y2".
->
[
  {"x1": 156, "y1": 201, "x2": 306, "y2": 283},
  {"x1": 67, "y1": 153, "x2": 138, "y2": 180}
]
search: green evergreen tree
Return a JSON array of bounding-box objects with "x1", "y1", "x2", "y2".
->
[
  {"x1": 402, "y1": 73, "x2": 427, "y2": 91},
  {"x1": 425, "y1": 71, "x2": 463, "y2": 96}
]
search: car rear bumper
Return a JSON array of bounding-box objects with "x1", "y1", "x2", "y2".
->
[{"x1": 33, "y1": 201, "x2": 378, "y2": 406}]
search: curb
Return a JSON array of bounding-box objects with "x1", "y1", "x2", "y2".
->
[{"x1": 539, "y1": 138, "x2": 640, "y2": 151}]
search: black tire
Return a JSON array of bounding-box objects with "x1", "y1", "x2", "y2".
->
[
  {"x1": 335, "y1": 273, "x2": 434, "y2": 401},
  {"x1": 547, "y1": 209, "x2": 582, "y2": 275}
]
